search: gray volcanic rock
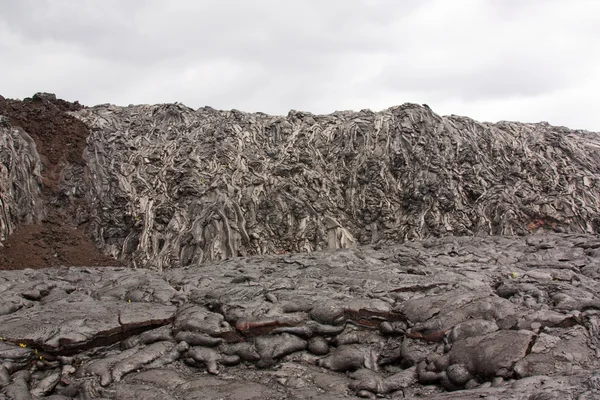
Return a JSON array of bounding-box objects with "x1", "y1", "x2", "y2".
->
[
  {"x1": 0, "y1": 300, "x2": 175, "y2": 352},
  {"x1": 1, "y1": 233, "x2": 600, "y2": 399},
  {"x1": 0, "y1": 121, "x2": 43, "y2": 241},
  {"x1": 2, "y1": 97, "x2": 600, "y2": 399},
  {"x1": 448, "y1": 330, "x2": 535, "y2": 378},
  {"x1": 72, "y1": 103, "x2": 600, "y2": 269}
]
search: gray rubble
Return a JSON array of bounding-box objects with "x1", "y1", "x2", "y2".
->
[{"x1": 2, "y1": 232, "x2": 600, "y2": 399}]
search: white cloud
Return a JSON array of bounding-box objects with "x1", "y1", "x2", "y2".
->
[{"x1": 0, "y1": 0, "x2": 598, "y2": 131}]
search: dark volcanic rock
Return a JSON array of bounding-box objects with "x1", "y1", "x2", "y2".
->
[
  {"x1": 0, "y1": 234, "x2": 600, "y2": 398},
  {"x1": 448, "y1": 330, "x2": 536, "y2": 378},
  {"x1": 0, "y1": 300, "x2": 175, "y2": 352},
  {"x1": 2, "y1": 95, "x2": 600, "y2": 399}
]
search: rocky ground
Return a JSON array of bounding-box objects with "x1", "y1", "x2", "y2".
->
[
  {"x1": 1, "y1": 94, "x2": 600, "y2": 399},
  {"x1": 1, "y1": 233, "x2": 600, "y2": 399}
]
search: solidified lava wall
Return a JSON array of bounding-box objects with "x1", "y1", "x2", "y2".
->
[
  {"x1": 1, "y1": 93, "x2": 600, "y2": 270},
  {"x1": 75, "y1": 103, "x2": 600, "y2": 269},
  {"x1": 0, "y1": 116, "x2": 43, "y2": 241}
]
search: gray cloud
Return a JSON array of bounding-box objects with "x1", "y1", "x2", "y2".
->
[
  {"x1": 377, "y1": 56, "x2": 582, "y2": 101},
  {"x1": 0, "y1": 0, "x2": 598, "y2": 131}
]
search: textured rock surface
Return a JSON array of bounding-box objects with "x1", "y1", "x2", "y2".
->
[
  {"x1": 2, "y1": 94, "x2": 600, "y2": 398},
  {"x1": 73, "y1": 103, "x2": 600, "y2": 269},
  {"x1": 0, "y1": 93, "x2": 119, "y2": 269},
  {"x1": 2, "y1": 233, "x2": 600, "y2": 398},
  {"x1": 0, "y1": 120, "x2": 43, "y2": 242}
]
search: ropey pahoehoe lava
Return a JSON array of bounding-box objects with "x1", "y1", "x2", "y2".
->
[{"x1": 1, "y1": 93, "x2": 600, "y2": 399}]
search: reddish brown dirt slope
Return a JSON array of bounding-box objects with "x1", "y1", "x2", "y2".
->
[{"x1": 0, "y1": 93, "x2": 120, "y2": 269}]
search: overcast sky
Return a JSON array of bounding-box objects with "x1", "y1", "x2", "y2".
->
[{"x1": 1, "y1": 0, "x2": 598, "y2": 131}]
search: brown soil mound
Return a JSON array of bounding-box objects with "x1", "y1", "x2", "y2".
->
[{"x1": 0, "y1": 93, "x2": 120, "y2": 269}]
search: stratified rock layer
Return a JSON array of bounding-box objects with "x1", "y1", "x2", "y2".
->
[
  {"x1": 74, "y1": 103, "x2": 600, "y2": 269},
  {"x1": 2, "y1": 233, "x2": 600, "y2": 399}
]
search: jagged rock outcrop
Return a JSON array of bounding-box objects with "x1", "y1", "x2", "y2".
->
[
  {"x1": 0, "y1": 118, "x2": 43, "y2": 242},
  {"x1": 1, "y1": 233, "x2": 600, "y2": 399},
  {"x1": 74, "y1": 103, "x2": 600, "y2": 269}
]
